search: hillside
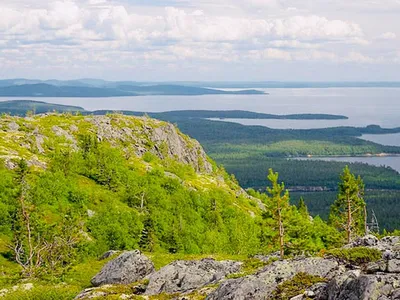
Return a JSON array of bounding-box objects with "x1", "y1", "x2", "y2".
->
[{"x1": 0, "y1": 113, "x2": 343, "y2": 298}]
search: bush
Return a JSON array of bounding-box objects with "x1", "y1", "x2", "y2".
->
[
  {"x1": 271, "y1": 272, "x2": 325, "y2": 300},
  {"x1": 325, "y1": 247, "x2": 382, "y2": 264}
]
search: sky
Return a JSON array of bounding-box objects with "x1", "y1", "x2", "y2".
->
[{"x1": 0, "y1": 0, "x2": 399, "y2": 81}]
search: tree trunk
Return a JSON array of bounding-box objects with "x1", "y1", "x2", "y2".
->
[
  {"x1": 278, "y1": 208, "x2": 284, "y2": 259},
  {"x1": 364, "y1": 205, "x2": 368, "y2": 235},
  {"x1": 347, "y1": 195, "x2": 352, "y2": 243}
]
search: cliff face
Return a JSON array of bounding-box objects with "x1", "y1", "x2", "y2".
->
[{"x1": 0, "y1": 113, "x2": 212, "y2": 173}]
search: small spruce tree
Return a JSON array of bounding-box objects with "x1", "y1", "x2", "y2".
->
[
  {"x1": 329, "y1": 166, "x2": 366, "y2": 243},
  {"x1": 266, "y1": 168, "x2": 290, "y2": 259},
  {"x1": 297, "y1": 197, "x2": 309, "y2": 217}
]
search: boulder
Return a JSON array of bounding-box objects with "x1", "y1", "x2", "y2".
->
[
  {"x1": 99, "y1": 250, "x2": 119, "y2": 260},
  {"x1": 366, "y1": 260, "x2": 387, "y2": 274},
  {"x1": 392, "y1": 288, "x2": 400, "y2": 299},
  {"x1": 144, "y1": 258, "x2": 242, "y2": 295},
  {"x1": 388, "y1": 260, "x2": 400, "y2": 273},
  {"x1": 350, "y1": 235, "x2": 379, "y2": 248},
  {"x1": 91, "y1": 250, "x2": 154, "y2": 287},
  {"x1": 8, "y1": 122, "x2": 19, "y2": 131},
  {"x1": 207, "y1": 258, "x2": 339, "y2": 300},
  {"x1": 322, "y1": 274, "x2": 400, "y2": 300}
]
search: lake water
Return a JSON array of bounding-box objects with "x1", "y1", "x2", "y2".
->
[
  {"x1": 1, "y1": 87, "x2": 400, "y2": 128},
  {"x1": 360, "y1": 133, "x2": 400, "y2": 147},
  {"x1": 1, "y1": 87, "x2": 400, "y2": 172}
]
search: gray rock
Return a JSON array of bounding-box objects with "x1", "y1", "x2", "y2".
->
[
  {"x1": 87, "y1": 116, "x2": 212, "y2": 174},
  {"x1": 381, "y1": 237, "x2": 400, "y2": 248},
  {"x1": 392, "y1": 288, "x2": 400, "y2": 299},
  {"x1": 35, "y1": 134, "x2": 45, "y2": 154},
  {"x1": 91, "y1": 250, "x2": 154, "y2": 287},
  {"x1": 388, "y1": 260, "x2": 400, "y2": 273},
  {"x1": 253, "y1": 252, "x2": 280, "y2": 263},
  {"x1": 366, "y1": 260, "x2": 387, "y2": 274},
  {"x1": 290, "y1": 295, "x2": 305, "y2": 300},
  {"x1": 207, "y1": 258, "x2": 339, "y2": 300},
  {"x1": 151, "y1": 123, "x2": 213, "y2": 173},
  {"x1": 308, "y1": 282, "x2": 328, "y2": 297},
  {"x1": 350, "y1": 235, "x2": 379, "y2": 247},
  {"x1": 8, "y1": 122, "x2": 19, "y2": 131},
  {"x1": 145, "y1": 258, "x2": 242, "y2": 295},
  {"x1": 322, "y1": 274, "x2": 400, "y2": 300},
  {"x1": 99, "y1": 250, "x2": 119, "y2": 260},
  {"x1": 75, "y1": 287, "x2": 109, "y2": 299}
]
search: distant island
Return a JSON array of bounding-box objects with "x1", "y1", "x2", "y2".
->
[
  {"x1": 93, "y1": 109, "x2": 349, "y2": 120},
  {"x1": 0, "y1": 100, "x2": 346, "y2": 120},
  {"x1": 0, "y1": 80, "x2": 265, "y2": 97}
]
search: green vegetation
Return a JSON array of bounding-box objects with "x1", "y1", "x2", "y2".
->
[
  {"x1": 271, "y1": 272, "x2": 326, "y2": 300},
  {"x1": 329, "y1": 166, "x2": 366, "y2": 243},
  {"x1": 0, "y1": 113, "x2": 346, "y2": 298},
  {"x1": 0, "y1": 100, "x2": 84, "y2": 115},
  {"x1": 266, "y1": 169, "x2": 290, "y2": 258},
  {"x1": 324, "y1": 247, "x2": 382, "y2": 265}
]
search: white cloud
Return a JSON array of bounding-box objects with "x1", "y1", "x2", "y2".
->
[
  {"x1": 0, "y1": 0, "x2": 399, "y2": 80},
  {"x1": 269, "y1": 40, "x2": 321, "y2": 49},
  {"x1": 379, "y1": 32, "x2": 397, "y2": 40}
]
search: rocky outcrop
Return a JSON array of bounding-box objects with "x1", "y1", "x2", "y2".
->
[
  {"x1": 75, "y1": 236, "x2": 400, "y2": 299},
  {"x1": 207, "y1": 257, "x2": 340, "y2": 300},
  {"x1": 291, "y1": 236, "x2": 400, "y2": 300},
  {"x1": 87, "y1": 115, "x2": 212, "y2": 173},
  {"x1": 91, "y1": 250, "x2": 154, "y2": 287},
  {"x1": 1, "y1": 114, "x2": 213, "y2": 175},
  {"x1": 145, "y1": 258, "x2": 242, "y2": 295},
  {"x1": 315, "y1": 272, "x2": 400, "y2": 300}
]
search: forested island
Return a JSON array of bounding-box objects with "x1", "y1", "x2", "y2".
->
[{"x1": 0, "y1": 83, "x2": 264, "y2": 97}]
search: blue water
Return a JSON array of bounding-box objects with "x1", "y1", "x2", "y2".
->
[{"x1": 1, "y1": 87, "x2": 400, "y2": 172}]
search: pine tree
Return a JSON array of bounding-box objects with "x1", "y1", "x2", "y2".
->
[
  {"x1": 266, "y1": 169, "x2": 290, "y2": 259},
  {"x1": 329, "y1": 166, "x2": 366, "y2": 243}
]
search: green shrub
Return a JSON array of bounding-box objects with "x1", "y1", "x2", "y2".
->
[
  {"x1": 2, "y1": 285, "x2": 81, "y2": 300},
  {"x1": 271, "y1": 272, "x2": 326, "y2": 300},
  {"x1": 325, "y1": 247, "x2": 382, "y2": 264}
]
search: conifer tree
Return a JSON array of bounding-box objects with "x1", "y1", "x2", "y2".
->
[
  {"x1": 297, "y1": 197, "x2": 309, "y2": 217},
  {"x1": 329, "y1": 166, "x2": 366, "y2": 243},
  {"x1": 139, "y1": 217, "x2": 155, "y2": 252},
  {"x1": 266, "y1": 169, "x2": 290, "y2": 259}
]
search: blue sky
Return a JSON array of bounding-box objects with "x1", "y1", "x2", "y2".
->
[{"x1": 0, "y1": 0, "x2": 399, "y2": 81}]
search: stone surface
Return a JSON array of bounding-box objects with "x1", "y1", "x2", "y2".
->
[
  {"x1": 392, "y1": 288, "x2": 400, "y2": 299},
  {"x1": 388, "y1": 260, "x2": 400, "y2": 273},
  {"x1": 366, "y1": 260, "x2": 387, "y2": 274},
  {"x1": 207, "y1": 258, "x2": 339, "y2": 300},
  {"x1": 99, "y1": 250, "x2": 119, "y2": 260},
  {"x1": 145, "y1": 258, "x2": 242, "y2": 295},
  {"x1": 91, "y1": 250, "x2": 154, "y2": 287},
  {"x1": 320, "y1": 273, "x2": 400, "y2": 300},
  {"x1": 8, "y1": 122, "x2": 19, "y2": 131},
  {"x1": 350, "y1": 235, "x2": 379, "y2": 248}
]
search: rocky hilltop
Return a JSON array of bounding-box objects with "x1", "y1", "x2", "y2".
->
[
  {"x1": 0, "y1": 113, "x2": 212, "y2": 173},
  {"x1": 75, "y1": 235, "x2": 400, "y2": 300}
]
